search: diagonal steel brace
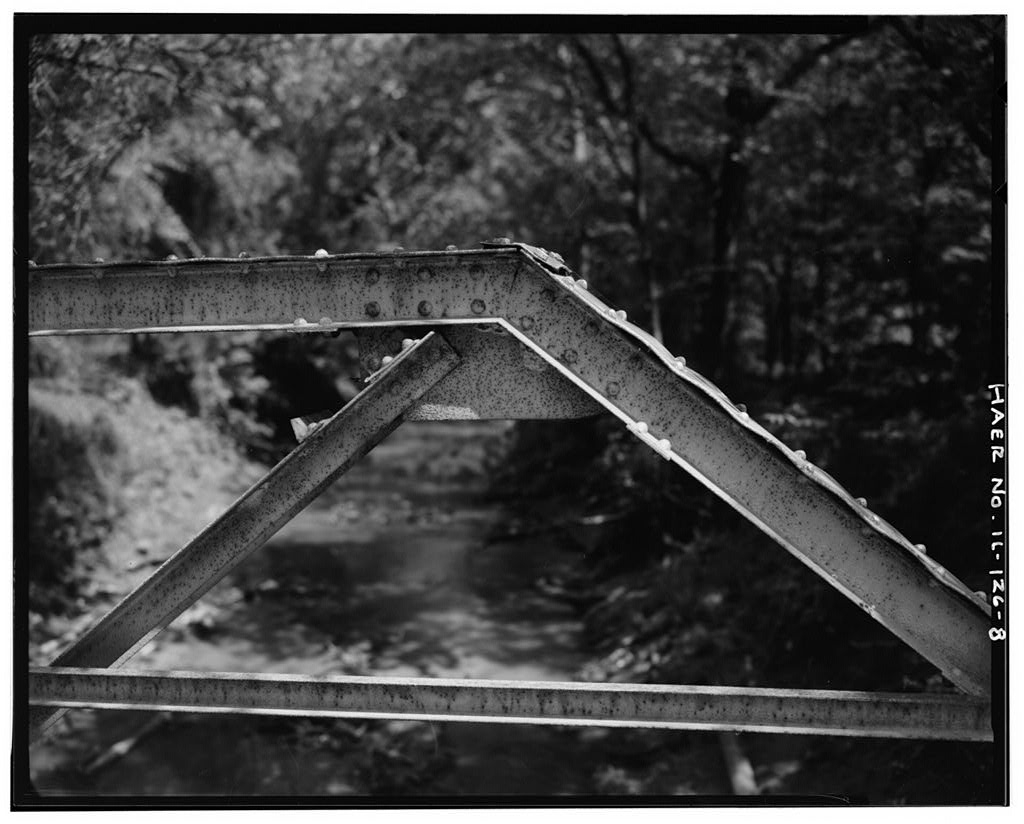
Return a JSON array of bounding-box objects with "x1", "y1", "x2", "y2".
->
[{"x1": 30, "y1": 332, "x2": 461, "y2": 737}]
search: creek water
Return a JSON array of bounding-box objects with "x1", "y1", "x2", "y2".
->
[{"x1": 29, "y1": 420, "x2": 730, "y2": 797}]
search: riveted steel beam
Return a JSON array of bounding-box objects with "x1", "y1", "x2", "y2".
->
[
  {"x1": 356, "y1": 325, "x2": 602, "y2": 420},
  {"x1": 29, "y1": 667, "x2": 992, "y2": 741},
  {"x1": 25, "y1": 247, "x2": 991, "y2": 696},
  {"x1": 30, "y1": 332, "x2": 461, "y2": 737}
]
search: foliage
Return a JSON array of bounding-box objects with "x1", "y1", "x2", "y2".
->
[
  {"x1": 27, "y1": 22, "x2": 1001, "y2": 687},
  {"x1": 27, "y1": 385, "x2": 121, "y2": 613}
]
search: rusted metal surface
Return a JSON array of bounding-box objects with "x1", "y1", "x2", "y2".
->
[
  {"x1": 30, "y1": 333, "x2": 460, "y2": 736},
  {"x1": 357, "y1": 325, "x2": 601, "y2": 420},
  {"x1": 25, "y1": 246, "x2": 991, "y2": 696},
  {"x1": 26, "y1": 250, "x2": 521, "y2": 335},
  {"x1": 29, "y1": 667, "x2": 993, "y2": 741}
]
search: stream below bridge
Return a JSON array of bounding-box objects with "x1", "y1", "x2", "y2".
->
[{"x1": 30, "y1": 420, "x2": 733, "y2": 797}]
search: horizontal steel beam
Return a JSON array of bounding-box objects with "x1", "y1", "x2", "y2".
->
[
  {"x1": 28, "y1": 668, "x2": 993, "y2": 741},
  {"x1": 30, "y1": 333, "x2": 460, "y2": 737},
  {"x1": 25, "y1": 246, "x2": 991, "y2": 696}
]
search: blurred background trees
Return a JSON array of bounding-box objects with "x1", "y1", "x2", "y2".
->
[{"x1": 27, "y1": 21, "x2": 1001, "y2": 688}]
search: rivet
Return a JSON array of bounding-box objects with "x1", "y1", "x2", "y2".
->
[
  {"x1": 401, "y1": 338, "x2": 414, "y2": 350},
  {"x1": 417, "y1": 266, "x2": 433, "y2": 282},
  {"x1": 551, "y1": 251, "x2": 565, "y2": 263},
  {"x1": 915, "y1": 543, "x2": 927, "y2": 554},
  {"x1": 975, "y1": 591, "x2": 987, "y2": 601},
  {"x1": 736, "y1": 403, "x2": 747, "y2": 414},
  {"x1": 418, "y1": 300, "x2": 433, "y2": 317},
  {"x1": 365, "y1": 302, "x2": 381, "y2": 318},
  {"x1": 393, "y1": 246, "x2": 405, "y2": 252},
  {"x1": 794, "y1": 450, "x2": 807, "y2": 460},
  {"x1": 606, "y1": 382, "x2": 620, "y2": 398},
  {"x1": 856, "y1": 497, "x2": 867, "y2": 507},
  {"x1": 675, "y1": 356, "x2": 686, "y2": 367},
  {"x1": 166, "y1": 254, "x2": 178, "y2": 261},
  {"x1": 577, "y1": 279, "x2": 588, "y2": 290},
  {"x1": 658, "y1": 438, "x2": 671, "y2": 452},
  {"x1": 614, "y1": 309, "x2": 627, "y2": 321},
  {"x1": 314, "y1": 248, "x2": 329, "y2": 257},
  {"x1": 446, "y1": 244, "x2": 458, "y2": 251},
  {"x1": 319, "y1": 317, "x2": 332, "y2": 327},
  {"x1": 471, "y1": 299, "x2": 486, "y2": 314},
  {"x1": 381, "y1": 355, "x2": 394, "y2": 366},
  {"x1": 239, "y1": 251, "x2": 251, "y2": 273},
  {"x1": 28, "y1": 260, "x2": 36, "y2": 267},
  {"x1": 294, "y1": 318, "x2": 308, "y2": 326},
  {"x1": 562, "y1": 348, "x2": 578, "y2": 364},
  {"x1": 520, "y1": 315, "x2": 535, "y2": 330},
  {"x1": 238, "y1": 251, "x2": 249, "y2": 258},
  {"x1": 94, "y1": 257, "x2": 104, "y2": 263},
  {"x1": 635, "y1": 421, "x2": 649, "y2": 434},
  {"x1": 493, "y1": 236, "x2": 512, "y2": 244},
  {"x1": 365, "y1": 268, "x2": 380, "y2": 285}
]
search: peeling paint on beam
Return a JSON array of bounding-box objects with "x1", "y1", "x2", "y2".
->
[{"x1": 29, "y1": 668, "x2": 993, "y2": 742}]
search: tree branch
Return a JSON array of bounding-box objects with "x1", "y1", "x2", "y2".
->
[
  {"x1": 888, "y1": 17, "x2": 993, "y2": 159},
  {"x1": 569, "y1": 35, "x2": 624, "y2": 118}
]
